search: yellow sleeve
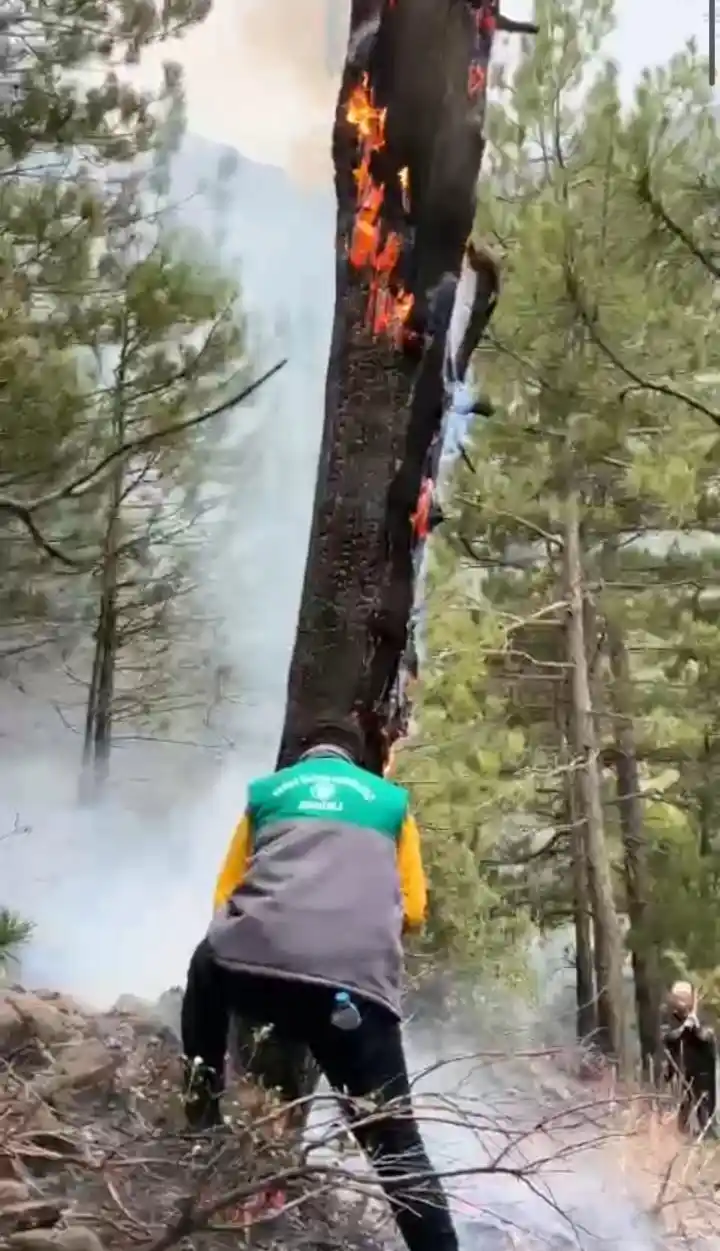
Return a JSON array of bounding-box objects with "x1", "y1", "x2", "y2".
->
[
  {"x1": 213, "y1": 813, "x2": 252, "y2": 913},
  {"x1": 396, "y1": 813, "x2": 427, "y2": 931}
]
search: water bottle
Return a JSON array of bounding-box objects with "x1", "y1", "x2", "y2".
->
[{"x1": 330, "y1": 990, "x2": 361, "y2": 1031}]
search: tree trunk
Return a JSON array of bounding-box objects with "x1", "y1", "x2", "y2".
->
[
  {"x1": 563, "y1": 492, "x2": 630, "y2": 1075},
  {"x1": 564, "y1": 744, "x2": 597, "y2": 1042},
  {"x1": 80, "y1": 371, "x2": 124, "y2": 799},
  {"x1": 607, "y1": 618, "x2": 660, "y2": 1077},
  {"x1": 698, "y1": 730, "x2": 714, "y2": 858},
  {"x1": 277, "y1": 0, "x2": 498, "y2": 770}
]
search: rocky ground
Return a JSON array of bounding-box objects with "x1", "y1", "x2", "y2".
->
[
  {"x1": 3, "y1": 985, "x2": 719, "y2": 1251},
  {"x1": 0, "y1": 985, "x2": 388, "y2": 1251}
]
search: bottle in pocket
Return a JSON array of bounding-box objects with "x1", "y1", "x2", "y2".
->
[{"x1": 330, "y1": 990, "x2": 362, "y2": 1031}]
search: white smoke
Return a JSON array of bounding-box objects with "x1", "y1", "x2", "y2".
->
[{"x1": 0, "y1": 0, "x2": 340, "y2": 1006}]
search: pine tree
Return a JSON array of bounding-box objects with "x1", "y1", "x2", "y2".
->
[
  {"x1": 69, "y1": 172, "x2": 244, "y2": 790},
  {"x1": 412, "y1": 0, "x2": 719, "y2": 1056},
  {"x1": 0, "y1": 3, "x2": 272, "y2": 781}
]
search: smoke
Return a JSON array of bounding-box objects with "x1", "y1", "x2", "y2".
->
[
  {"x1": 133, "y1": 0, "x2": 348, "y2": 185},
  {"x1": 0, "y1": 0, "x2": 338, "y2": 1007}
]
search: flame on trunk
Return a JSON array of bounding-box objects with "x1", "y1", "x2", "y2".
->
[
  {"x1": 345, "y1": 74, "x2": 414, "y2": 345},
  {"x1": 411, "y1": 477, "x2": 434, "y2": 540}
]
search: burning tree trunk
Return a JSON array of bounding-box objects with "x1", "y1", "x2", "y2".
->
[{"x1": 277, "y1": 0, "x2": 537, "y2": 770}]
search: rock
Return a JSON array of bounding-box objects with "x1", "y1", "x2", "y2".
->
[
  {"x1": 33, "y1": 993, "x2": 91, "y2": 1019},
  {"x1": 8, "y1": 1231, "x2": 105, "y2": 1251},
  {"x1": 32, "y1": 1040, "x2": 119, "y2": 1103},
  {"x1": 110, "y1": 991, "x2": 181, "y2": 1039},
  {"x1": 0, "y1": 1152, "x2": 26, "y2": 1182},
  {"x1": 12, "y1": 1132, "x2": 91, "y2": 1178},
  {"x1": 0, "y1": 1198, "x2": 64, "y2": 1234},
  {"x1": 1, "y1": 994, "x2": 74, "y2": 1048},
  {"x1": 0, "y1": 1181, "x2": 31, "y2": 1209},
  {"x1": 54, "y1": 1228, "x2": 106, "y2": 1251},
  {"x1": 7, "y1": 1235, "x2": 60, "y2": 1251},
  {"x1": 23, "y1": 1109, "x2": 64, "y2": 1136},
  {"x1": 0, "y1": 1000, "x2": 24, "y2": 1053}
]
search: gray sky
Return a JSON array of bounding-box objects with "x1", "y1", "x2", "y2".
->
[{"x1": 136, "y1": 0, "x2": 715, "y2": 181}]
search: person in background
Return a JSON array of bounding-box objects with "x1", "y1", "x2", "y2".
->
[
  {"x1": 180, "y1": 713, "x2": 460, "y2": 1251},
  {"x1": 662, "y1": 980, "x2": 717, "y2": 1136}
]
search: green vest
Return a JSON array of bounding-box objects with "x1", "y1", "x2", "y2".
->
[{"x1": 247, "y1": 754, "x2": 409, "y2": 845}]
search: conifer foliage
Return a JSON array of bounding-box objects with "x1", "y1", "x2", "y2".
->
[
  {"x1": 0, "y1": 0, "x2": 259, "y2": 788},
  {"x1": 402, "y1": 0, "x2": 720, "y2": 1068}
]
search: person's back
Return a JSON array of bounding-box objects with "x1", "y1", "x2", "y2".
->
[{"x1": 208, "y1": 746, "x2": 424, "y2": 1014}]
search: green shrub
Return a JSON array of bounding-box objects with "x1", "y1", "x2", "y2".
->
[{"x1": 0, "y1": 907, "x2": 34, "y2": 972}]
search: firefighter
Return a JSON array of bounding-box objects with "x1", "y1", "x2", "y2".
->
[
  {"x1": 180, "y1": 714, "x2": 460, "y2": 1251},
  {"x1": 662, "y1": 981, "x2": 717, "y2": 1136}
]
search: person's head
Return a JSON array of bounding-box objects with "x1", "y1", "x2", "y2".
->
[
  {"x1": 297, "y1": 713, "x2": 366, "y2": 766},
  {"x1": 667, "y1": 980, "x2": 695, "y2": 1020}
]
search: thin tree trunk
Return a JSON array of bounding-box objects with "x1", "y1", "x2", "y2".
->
[
  {"x1": 81, "y1": 461, "x2": 121, "y2": 797},
  {"x1": 80, "y1": 362, "x2": 125, "y2": 799},
  {"x1": 564, "y1": 746, "x2": 597, "y2": 1042},
  {"x1": 563, "y1": 491, "x2": 630, "y2": 1076},
  {"x1": 699, "y1": 730, "x2": 713, "y2": 858},
  {"x1": 607, "y1": 618, "x2": 660, "y2": 1078},
  {"x1": 578, "y1": 594, "x2": 614, "y2": 1050}
]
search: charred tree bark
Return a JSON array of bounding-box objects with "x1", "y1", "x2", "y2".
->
[
  {"x1": 277, "y1": 0, "x2": 501, "y2": 770},
  {"x1": 563, "y1": 492, "x2": 630, "y2": 1076},
  {"x1": 607, "y1": 617, "x2": 660, "y2": 1076}
]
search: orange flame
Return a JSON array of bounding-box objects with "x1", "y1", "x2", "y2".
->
[
  {"x1": 411, "y1": 478, "x2": 433, "y2": 540},
  {"x1": 345, "y1": 75, "x2": 414, "y2": 344}
]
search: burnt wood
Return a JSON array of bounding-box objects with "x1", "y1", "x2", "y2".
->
[{"x1": 278, "y1": 0, "x2": 503, "y2": 771}]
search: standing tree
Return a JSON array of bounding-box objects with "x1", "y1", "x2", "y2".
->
[
  {"x1": 278, "y1": 0, "x2": 536, "y2": 771},
  {"x1": 0, "y1": 3, "x2": 284, "y2": 782},
  {"x1": 72, "y1": 188, "x2": 245, "y2": 790}
]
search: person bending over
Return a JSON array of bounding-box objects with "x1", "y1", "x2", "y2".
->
[
  {"x1": 663, "y1": 981, "x2": 717, "y2": 1136},
  {"x1": 180, "y1": 714, "x2": 459, "y2": 1251}
]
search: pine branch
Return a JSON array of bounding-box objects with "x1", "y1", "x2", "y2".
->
[
  {"x1": 0, "y1": 360, "x2": 287, "y2": 568},
  {"x1": 562, "y1": 261, "x2": 720, "y2": 427},
  {"x1": 635, "y1": 168, "x2": 719, "y2": 280}
]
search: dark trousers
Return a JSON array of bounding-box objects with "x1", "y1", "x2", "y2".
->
[
  {"x1": 677, "y1": 1072, "x2": 716, "y2": 1134},
  {"x1": 181, "y1": 938, "x2": 459, "y2": 1251},
  {"x1": 666, "y1": 1034, "x2": 717, "y2": 1136}
]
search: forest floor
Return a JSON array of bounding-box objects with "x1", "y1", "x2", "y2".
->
[
  {"x1": 0, "y1": 985, "x2": 391, "y2": 1251},
  {"x1": 614, "y1": 1097, "x2": 720, "y2": 1244},
  {"x1": 1, "y1": 985, "x2": 718, "y2": 1251}
]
